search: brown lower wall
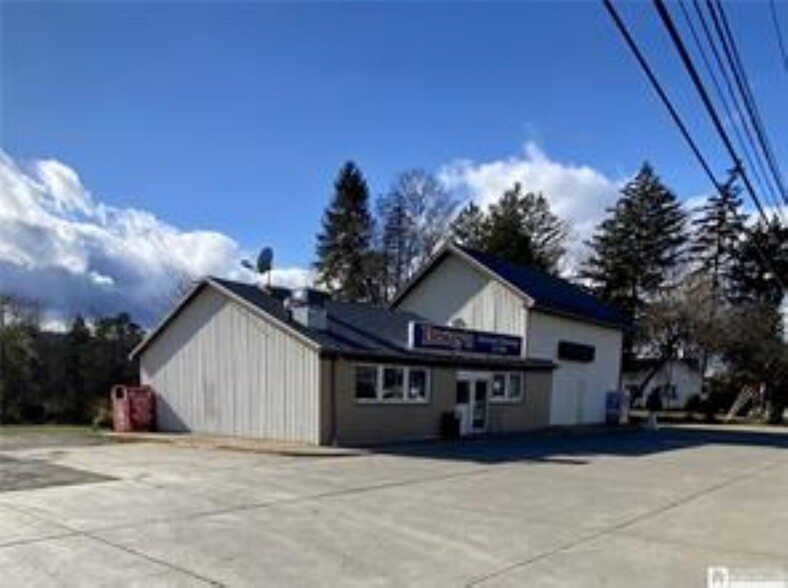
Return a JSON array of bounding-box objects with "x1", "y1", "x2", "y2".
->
[{"x1": 319, "y1": 358, "x2": 552, "y2": 446}]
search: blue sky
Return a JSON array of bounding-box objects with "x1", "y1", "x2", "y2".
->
[{"x1": 1, "y1": 1, "x2": 786, "y2": 323}]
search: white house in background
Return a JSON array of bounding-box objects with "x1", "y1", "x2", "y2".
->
[
  {"x1": 391, "y1": 243, "x2": 628, "y2": 426},
  {"x1": 621, "y1": 358, "x2": 703, "y2": 410}
]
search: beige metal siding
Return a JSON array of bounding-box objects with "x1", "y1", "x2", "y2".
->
[
  {"x1": 397, "y1": 254, "x2": 526, "y2": 344},
  {"x1": 324, "y1": 358, "x2": 552, "y2": 445},
  {"x1": 527, "y1": 311, "x2": 623, "y2": 425},
  {"x1": 140, "y1": 288, "x2": 321, "y2": 444},
  {"x1": 487, "y1": 372, "x2": 551, "y2": 434}
]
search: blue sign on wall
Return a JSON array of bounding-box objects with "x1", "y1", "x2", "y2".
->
[{"x1": 408, "y1": 321, "x2": 522, "y2": 357}]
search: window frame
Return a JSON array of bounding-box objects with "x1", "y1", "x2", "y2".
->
[
  {"x1": 354, "y1": 364, "x2": 431, "y2": 405},
  {"x1": 353, "y1": 364, "x2": 380, "y2": 402},
  {"x1": 489, "y1": 371, "x2": 525, "y2": 404}
]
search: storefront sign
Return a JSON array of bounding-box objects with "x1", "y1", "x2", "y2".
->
[
  {"x1": 557, "y1": 341, "x2": 595, "y2": 362},
  {"x1": 408, "y1": 322, "x2": 522, "y2": 357}
]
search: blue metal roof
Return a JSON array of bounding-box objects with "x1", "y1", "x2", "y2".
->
[{"x1": 454, "y1": 245, "x2": 628, "y2": 328}]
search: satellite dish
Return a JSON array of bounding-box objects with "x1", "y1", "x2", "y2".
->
[
  {"x1": 240, "y1": 247, "x2": 275, "y2": 288},
  {"x1": 257, "y1": 247, "x2": 273, "y2": 274}
]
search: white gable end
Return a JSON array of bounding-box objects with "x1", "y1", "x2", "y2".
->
[{"x1": 397, "y1": 253, "x2": 527, "y2": 348}]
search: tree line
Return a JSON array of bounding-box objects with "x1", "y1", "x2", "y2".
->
[
  {"x1": 0, "y1": 297, "x2": 143, "y2": 424},
  {"x1": 314, "y1": 163, "x2": 568, "y2": 303},
  {"x1": 315, "y1": 161, "x2": 787, "y2": 420},
  {"x1": 0, "y1": 158, "x2": 784, "y2": 424}
]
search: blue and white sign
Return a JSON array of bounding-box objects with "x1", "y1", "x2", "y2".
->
[{"x1": 408, "y1": 321, "x2": 522, "y2": 357}]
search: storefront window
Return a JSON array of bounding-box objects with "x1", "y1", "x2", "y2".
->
[
  {"x1": 355, "y1": 365, "x2": 378, "y2": 400},
  {"x1": 407, "y1": 368, "x2": 429, "y2": 401},
  {"x1": 489, "y1": 372, "x2": 525, "y2": 403},
  {"x1": 354, "y1": 365, "x2": 430, "y2": 403},
  {"x1": 508, "y1": 373, "x2": 524, "y2": 401},
  {"x1": 492, "y1": 373, "x2": 507, "y2": 400},
  {"x1": 381, "y1": 366, "x2": 405, "y2": 400}
]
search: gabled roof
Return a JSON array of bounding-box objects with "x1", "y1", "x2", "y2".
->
[
  {"x1": 132, "y1": 277, "x2": 555, "y2": 370},
  {"x1": 391, "y1": 242, "x2": 628, "y2": 329}
]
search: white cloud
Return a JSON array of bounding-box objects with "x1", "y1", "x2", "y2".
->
[
  {"x1": 0, "y1": 151, "x2": 312, "y2": 327},
  {"x1": 439, "y1": 142, "x2": 627, "y2": 273}
]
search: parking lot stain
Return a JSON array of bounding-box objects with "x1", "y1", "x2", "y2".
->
[{"x1": 0, "y1": 454, "x2": 114, "y2": 493}]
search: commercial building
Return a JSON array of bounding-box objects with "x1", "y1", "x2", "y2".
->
[
  {"x1": 392, "y1": 243, "x2": 628, "y2": 425},
  {"x1": 132, "y1": 244, "x2": 626, "y2": 445}
]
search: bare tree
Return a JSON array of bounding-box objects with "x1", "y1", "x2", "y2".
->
[{"x1": 377, "y1": 170, "x2": 458, "y2": 298}]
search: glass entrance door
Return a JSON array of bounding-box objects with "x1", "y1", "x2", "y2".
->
[
  {"x1": 471, "y1": 380, "x2": 489, "y2": 433},
  {"x1": 456, "y1": 373, "x2": 490, "y2": 435}
]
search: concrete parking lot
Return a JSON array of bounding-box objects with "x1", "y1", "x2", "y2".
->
[{"x1": 1, "y1": 425, "x2": 786, "y2": 587}]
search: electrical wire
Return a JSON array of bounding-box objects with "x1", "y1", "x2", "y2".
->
[
  {"x1": 689, "y1": 0, "x2": 785, "y2": 212},
  {"x1": 769, "y1": 0, "x2": 788, "y2": 72},
  {"x1": 602, "y1": 0, "x2": 786, "y2": 290},
  {"x1": 678, "y1": 0, "x2": 778, "y2": 216},
  {"x1": 711, "y1": 0, "x2": 788, "y2": 205},
  {"x1": 602, "y1": 0, "x2": 724, "y2": 196},
  {"x1": 653, "y1": 0, "x2": 769, "y2": 223}
]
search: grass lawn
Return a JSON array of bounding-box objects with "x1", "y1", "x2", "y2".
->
[{"x1": 0, "y1": 424, "x2": 97, "y2": 435}]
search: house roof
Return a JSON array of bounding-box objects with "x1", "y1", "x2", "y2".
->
[
  {"x1": 132, "y1": 277, "x2": 555, "y2": 371},
  {"x1": 391, "y1": 243, "x2": 628, "y2": 329}
]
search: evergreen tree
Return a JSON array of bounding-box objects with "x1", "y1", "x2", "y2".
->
[
  {"x1": 729, "y1": 216, "x2": 787, "y2": 309},
  {"x1": 63, "y1": 315, "x2": 91, "y2": 421},
  {"x1": 315, "y1": 162, "x2": 376, "y2": 301},
  {"x1": 0, "y1": 296, "x2": 39, "y2": 423},
  {"x1": 451, "y1": 202, "x2": 487, "y2": 248},
  {"x1": 520, "y1": 190, "x2": 567, "y2": 271},
  {"x1": 581, "y1": 163, "x2": 687, "y2": 329},
  {"x1": 484, "y1": 184, "x2": 539, "y2": 267},
  {"x1": 482, "y1": 183, "x2": 567, "y2": 272},
  {"x1": 689, "y1": 174, "x2": 747, "y2": 301}
]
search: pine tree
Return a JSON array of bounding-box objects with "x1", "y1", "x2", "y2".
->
[
  {"x1": 729, "y1": 216, "x2": 787, "y2": 309},
  {"x1": 484, "y1": 184, "x2": 538, "y2": 267},
  {"x1": 520, "y1": 190, "x2": 567, "y2": 271},
  {"x1": 314, "y1": 162, "x2": 376, "y2": 301},
  {"x1": 689, "y1": 174, "x2": 747, "y2": 301},
  {"x1": 451, "y1": 202, "x2": 487, "y2": 248},
  {"x1": 581, "y1": 163, "x2": 687, "y2": 326},
  {"x1": 481, "y1": 183, "x2": 567, "y2": 272},
  {"x1": 64, "y1": 315, "x2": 91, "y2": 421}
]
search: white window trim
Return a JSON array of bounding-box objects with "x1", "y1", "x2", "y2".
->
[
  {"x1": 354, "y1": 364, "x2": 431, "y2": 405},
  {"x1": 489, "y1": 372, "x2": 525, "y2": 404}
]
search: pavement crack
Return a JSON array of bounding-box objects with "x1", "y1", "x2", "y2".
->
[{"x1": 465, "y1": 457, "x2": 787, "y2": 586}]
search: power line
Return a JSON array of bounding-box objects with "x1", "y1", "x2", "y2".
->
[
  {"x1": 769, "y1": 0, "x2": 788, "y2": 72},
  {"x1": 653, "y1": 0, "x2": 770, "y2": 223},
  {"x1": 601, "y1": 0, "x2": 724, "y2": 196},
  {"x1": 711, "y1": 0, "x2": 788, "y2": 206},
  {"x1": 689, "y1": 0, "x2": 784, "y2": 211},
  {"x1": 677, "y1": 0, "x2": 779, "y2": 216},
  {"x1": 602, "y1": 0, "x2": 786, "y2": 290}
]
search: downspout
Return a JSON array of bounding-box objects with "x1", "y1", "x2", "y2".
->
[{"x1": 330, "y1": 358, "x2": 338, "y2": 446}]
